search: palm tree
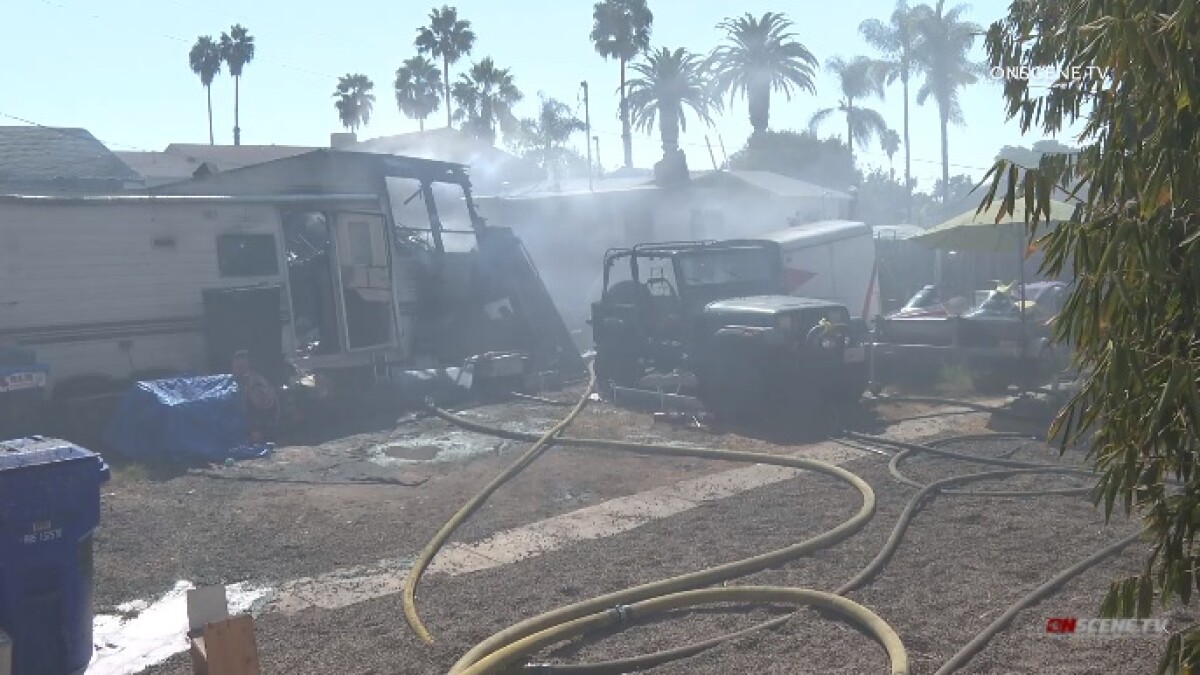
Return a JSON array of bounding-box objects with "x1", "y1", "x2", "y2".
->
[
  {"x1": 188, "y1": 36, "x2": 222, "y2": 145},
  {"x1": 515, "y1": 94, "x2": 586, "y2": 177},
  {"x1": 860, "y1": 0, "x2": 919, "y2": 211},
  {"x1": 415, "y1": 5, "x2": 476, "y2": 129},
  {"x1": 911, "y1": 0, "x2": 982, "y2": 202},
  {"x1": 333, "y1": 74, "x2": 376, "y2": 132},
  {"x1": 590, "y1": 0, "x2": 653, "y2": 169},
  {"x1": 219, "y1": 25, "x2": 255, "y2": 146},
  {"x1": 808, "y1": 56, "x2": 889, "y2": 155},
  {"x1": 626, "y1": 47, "x2": 717, "y2": 161},
  {"x1": 881, "y1": 128, "x2": 901, "y2": 179},
  {"x1": 709, "y1": 12, "x2": 818, "y2": 136},
  {"x1": 450, "y1": 58, "x2": 522, "y2": 146},
  {"x1": 395, "y1": 55, "x2": 442, "y2": 131}
]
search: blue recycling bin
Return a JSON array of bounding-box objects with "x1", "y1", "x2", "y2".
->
[{"x1": 0, "y1": 437, "x2": 110, "y2": 675}]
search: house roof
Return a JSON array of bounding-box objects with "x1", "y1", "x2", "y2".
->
[
  {"x1": 692, "y1": 170, "x2": 853, "y2": 200},
  {"x1": 488, "y1": 174, "x2": 659, "y2": 199},
  {"x1": 350, "y1": 128, "x2": 544, "y2": 188},
  {"x1": 476, "y1": 169, "x2": 851, "y2": 202},
  {"x1": 146, "y1": 149, "x2": 473, "y2": 197},
  {"x1": 162, "y1": 143, "x2": 317, "y2": 168},
  {"x1": 117, "y1": 144, "x2": 319, "y2": 188},
  {"x1": 114, "y1": 151, "x2": 207, "y2": 187},
  {"x1": 0, "y1": 126, "x2": 141, "y2": 191}
]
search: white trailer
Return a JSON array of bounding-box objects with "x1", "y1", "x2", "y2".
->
[
  {"x1": 0, "y1": 193, "x2": 408, "y2": 400},
  {"x1": 758, "y1": 220, "x2": 881, "y2": 320}
]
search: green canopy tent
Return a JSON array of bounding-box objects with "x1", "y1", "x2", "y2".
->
[
  {"x1": 908, "y1": 198, "x2": 1077, "y2": 391},
  {"x1": 909, "y1": 199, "x2": 1077, "y2": 252}
]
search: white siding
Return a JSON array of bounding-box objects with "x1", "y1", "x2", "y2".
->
[
  {"x1": 34, "y1": 334, "x2": 208, "y2": 388},
  {"x1": 0, "y1": 201, "x2": 285, "y2": 389},
  {"x1": 1, "y1": 203, "x2": 281, "y2": 327}
]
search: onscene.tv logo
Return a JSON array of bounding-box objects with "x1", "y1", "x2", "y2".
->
[
  {"x1": 988, "y1": 65, "x2": 1113, "y2": 82},
  {"x1": 1046, "y1": 617, "x2": 1169, "y2": 636}
]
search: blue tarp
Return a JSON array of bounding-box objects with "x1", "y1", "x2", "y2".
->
[{"x1": 104, "y1": 375, "x2": 272, "y2": 464}]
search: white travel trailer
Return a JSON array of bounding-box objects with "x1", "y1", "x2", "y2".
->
[
  {"x1": 0, "y1": 193, "x2": 407, "y2": 400},
  {"x1": 758, "y1": 220, "x2": 881, "y2": 321},
  {"x1": 0, "y1": 150, "x2": 584, "y2": 417}
]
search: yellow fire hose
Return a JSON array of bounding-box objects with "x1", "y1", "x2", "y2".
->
[
  {"x1": 400, "y1": 362, "x2": 900, "y2": 673},
  {"x1": 402, "y1": 365, "x2": 1139, "y2": 673},
  {"x1": 454, "y1": 587, "x2": 907, "y2": 675},
  {"x1": 401, "y1": 365, "x2": 597, "y2": 644}
]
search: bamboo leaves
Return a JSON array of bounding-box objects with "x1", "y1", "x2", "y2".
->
[{"x1": 988, "y1": 0, "x2": 1200, "y2": 670}]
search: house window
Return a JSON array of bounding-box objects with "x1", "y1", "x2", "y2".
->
[{"x1": 217, "y1": 234, "x2": 279, "y2": 277}]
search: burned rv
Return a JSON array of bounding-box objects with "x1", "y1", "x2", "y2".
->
[{"x1": 0, "y1": 150, "x2": 582, "y2": 435}]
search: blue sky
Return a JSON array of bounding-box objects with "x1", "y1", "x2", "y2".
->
[{"x1": 5, "y1": 0, "x2": 1078, "y2": 190}]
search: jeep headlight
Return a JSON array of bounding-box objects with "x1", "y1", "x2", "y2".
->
[{"x1": 777, "y1": 315, "x2": 793, "y2": 331}]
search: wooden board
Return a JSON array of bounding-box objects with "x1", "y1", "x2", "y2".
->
[{"x1": 190, "y1": 616, "x2": 260, "y2": 675}]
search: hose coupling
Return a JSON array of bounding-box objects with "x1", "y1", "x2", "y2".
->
[
  {"x1": 423, "y1": 395, "x2": 436, "y2": 408},
  {"x1": 608, "y1": 603, "x2": 633, "y2": 624}
]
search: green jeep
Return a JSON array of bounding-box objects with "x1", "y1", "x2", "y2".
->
[{"x1": 589, "y1": 240, "x2": 869, "y2": 418}]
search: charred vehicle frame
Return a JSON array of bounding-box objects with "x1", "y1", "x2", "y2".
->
[{"x1": 590, "y1": 239, "x2": 870, "y2": 417}]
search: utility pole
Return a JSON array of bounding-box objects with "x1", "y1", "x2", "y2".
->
[
  {"x1": 581, "y1": 81, "x2": 592, "y2": 191},
  {"x1": 593, "y1": 136, "x2": 603, "y2": 176}
]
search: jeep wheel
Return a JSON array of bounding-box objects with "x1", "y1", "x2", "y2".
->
[
  {"x1": 697, "y1": 352, "x2": 764, "y2": 420},
  {"x1": 592, "y1": 351, "x2": 641, "y2": 389},
  {"x1": 832, "y1": 363, "x2": 869, "y2": 404}
]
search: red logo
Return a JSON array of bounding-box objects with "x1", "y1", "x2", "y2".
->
[{"x1": 1046, "y1": 618, "x2": 1078, "y2": 633}]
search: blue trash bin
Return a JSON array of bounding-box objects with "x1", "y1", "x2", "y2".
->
[{"x1": 0, "y1": 437, "x2": 110, "y2": 675}]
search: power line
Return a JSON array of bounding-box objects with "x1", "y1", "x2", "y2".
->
[{"x1": 0, "y1": 110, "x2": 154, "y2": 152}]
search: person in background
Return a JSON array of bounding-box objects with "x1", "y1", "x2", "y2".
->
[{"x1": 231, "y1": 350, "x2": 279, "y2": 443}]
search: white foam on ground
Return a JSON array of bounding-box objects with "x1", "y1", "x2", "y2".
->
[{"x1": 88, "y1": 580, "x2": 270, "y2": 675}]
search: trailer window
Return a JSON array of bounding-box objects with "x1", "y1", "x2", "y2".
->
[{"x1": 217, "y1": 234, "x2": 279, "y2": 277}]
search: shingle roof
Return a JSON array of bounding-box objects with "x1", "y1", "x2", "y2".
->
[
  {"x1": 0, "y1": 126, "x2": 141, "y2": 191},
  {"x1": 161, "y1": 144, "x2": 317, "y2": 171}
]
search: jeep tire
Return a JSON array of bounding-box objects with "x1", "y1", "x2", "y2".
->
[
  {"x1": 593, "y1": 350, "x2": 641, "y2": 389},
  {"x1": 697, "y1": 350, "x2": 764, "y2": 420}
]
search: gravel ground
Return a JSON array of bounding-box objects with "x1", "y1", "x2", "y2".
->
[{"x1": 100, "y1": 396, "x2": 1169, "y2": 674}]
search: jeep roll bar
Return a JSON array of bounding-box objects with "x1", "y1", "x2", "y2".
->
[{"x1": 600, "y1": 239, "x2": 783, "y2": 299}]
